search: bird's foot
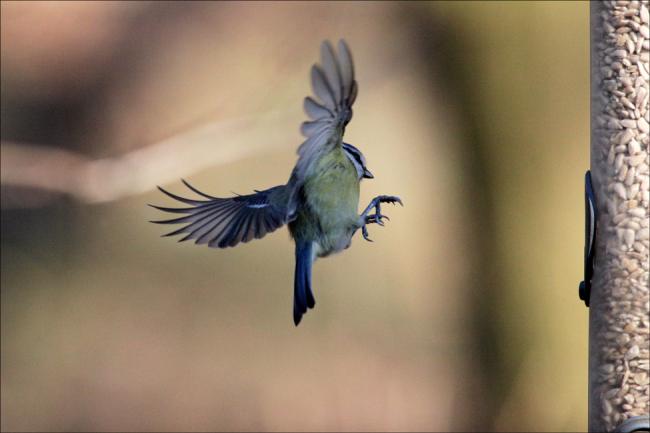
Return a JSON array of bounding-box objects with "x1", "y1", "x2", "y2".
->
[
  {"x1": 361, "y1": 214, "x2": 388, "y2": 242},
  {"x1": 362, "y1": 195, "x2": 403, "y2": 219},
  {"x1": 359, "y1": 195, "x2": 403, "y2": 242},
  {"x1": 366, "y1": 212, "x2": 389, "y2": 226},
  {"x1": 361, "y1": 224, "x2": 372, "y2": 242}
]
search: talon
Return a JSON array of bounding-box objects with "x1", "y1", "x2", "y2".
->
[
  {"x1": 366, "y1": 213, "x2": 389, "y2": 226},
  {"x1": 378, "y1": 195, "x2": 403, "y2": 207},
  {"x1": 376, "y1": 213, "x2": 389, "y2": 225},
  {"x1": 362, "y1": 225, "x2": 373, "y2": 242},
  {"x1": 373, "y1": 215, "x2": 385, "y2": 227},
  {"x1": 358, "y1": 195, "x2": 402, "y2": 240}
]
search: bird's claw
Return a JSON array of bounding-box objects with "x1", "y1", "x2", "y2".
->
[
  {"x1": 362, "y1": 211, "x2": 390, "y2": 241},
  {"x1": 366, "y1": 213, "x2": 389, "y2": 226},
  {"x1": 377, "y1": 195, "x2": 403, "y2": 207},
  {"x1": 370, "y1": 196, "x2": 401, "y2": 223},
  {"x1": 359, "y1": 195, "x2": 402, "y2": 242},
  {"x1": 362, "y1": 224, "x2": 373, "y2": 242}
]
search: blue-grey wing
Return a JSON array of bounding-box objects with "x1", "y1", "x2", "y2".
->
[
  {"x1": 150, "y1": 180, "x2": 291, "y2": 248},
  {"x1": 293, "y1": 39, "x2": 358, "y2": 182}
]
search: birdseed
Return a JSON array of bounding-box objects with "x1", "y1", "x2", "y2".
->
[{"x1": 590, "y1": 1, "x2": 650, "y2": 432}]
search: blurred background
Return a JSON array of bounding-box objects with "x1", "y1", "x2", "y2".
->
[{"x1": 1, "y1": 1, "x2": 589, "y2": 431}]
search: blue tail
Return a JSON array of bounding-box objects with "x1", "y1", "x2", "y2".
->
[{"x1": 293, "y1": 241, "x2": 315, "y2": 326}]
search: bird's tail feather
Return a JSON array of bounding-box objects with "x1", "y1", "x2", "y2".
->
[{"x1": 293, "y1": 241, "x2": 315, "y2": 326}]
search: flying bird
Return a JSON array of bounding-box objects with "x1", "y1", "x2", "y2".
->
[{"x1": 151, "y1": 40, "x2": 402, "y2": 325}]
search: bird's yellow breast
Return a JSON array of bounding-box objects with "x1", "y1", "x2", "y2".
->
[
  {"x1": 306, "y1": 150, "x2": 359, "y2": 220},
  {"x1": 290, "y1": 147, "x2": 360, "y2": 257}
]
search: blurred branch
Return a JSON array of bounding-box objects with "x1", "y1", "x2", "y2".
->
[{"x1": 1, "y1": 109, "x2": 295, "y2": 207}]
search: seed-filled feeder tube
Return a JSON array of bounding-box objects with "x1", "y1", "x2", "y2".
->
[{"x1": 589, "y1": 1, "x2": 650, "y2": 432}]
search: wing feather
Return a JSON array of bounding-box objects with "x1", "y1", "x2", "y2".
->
[
  {"x1": 175, "y1": 203, "x2": 240, "y2": 242},
  {"x1": 240, "y1": 212, "x2": 256, "y2": 243},
  {"x1": 320, "y1": 41, "x2": 342, "y2": 102},
  {"x1": 304, "y1": 97, "x2": 332, "y2": 120},
  {"x1": 150, "y1": 182, "x2": 291, "y2": 248},
  {"x1": 181, "y1": 178, "x2": 218, "y2": 199},
  {"x1": 348, "y1": 80, "x2": 358, "y2": 106},
  {"x1": 232, "y1": 211, "x2": 256, "y2": 246},
  {"x1": 293, "y1": 39, "x2": 358, "y2": 187},
  {"x1": 218, "y1": 208, "x2": 249, "y2": 248},
  {"x1": 195, "y1": 207, "x2": 239, "y2": 244},
  {"x1": 310, "y1": 65, "x2": 336, "y2": 110},
  {"x1": 338, "y1": 39, "x2": 354, "y2": 101},
  {"x1": 252, "y1": 211, "x2": 265, "y2": 239},
  {"x1": 151, "y1": 201, "x2": 233, "y2": 225},
  {"x1": 300, "y1": 120, "x2": 330, "y2": 138},
  {"x1": 157, "y1": 186, "x2": 208, "y2": 206},
  {"x1": 160, "y1": 204, "x2": 234, "y2": 238}
]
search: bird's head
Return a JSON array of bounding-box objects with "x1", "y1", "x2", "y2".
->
[{"x1": 342, "y1": 142, "x2": 373, "y2": 180}]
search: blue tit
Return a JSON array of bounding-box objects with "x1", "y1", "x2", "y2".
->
[{"x1": 151, "y1": 39, "x2": 402, "y2": 326}]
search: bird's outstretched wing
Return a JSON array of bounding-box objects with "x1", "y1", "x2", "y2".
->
[
  {"x1": 150, "y1": 180, "x2": 291, "y2": 248},
  {"x1": 292, "y1": 39, "x2": 357, "y2": 181}
]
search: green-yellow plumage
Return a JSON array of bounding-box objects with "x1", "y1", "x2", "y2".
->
[{"x1": 289, "y1": 145, "x2": 360, "y2": 258}]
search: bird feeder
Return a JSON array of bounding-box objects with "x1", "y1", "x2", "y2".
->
[{"x1": 586, "y1": 1, "x2": 650, "y2": 432}]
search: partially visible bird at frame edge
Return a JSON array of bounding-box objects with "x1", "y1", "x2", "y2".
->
[{"x1": 150, "y1": 39, "x2": 403, "y2": 326}]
